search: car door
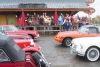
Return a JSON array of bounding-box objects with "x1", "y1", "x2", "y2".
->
[
  {"x1": 0, "y1": 49, "x2": 14, "y2": 67},
  {"x1": 14, "y1": 62, "x2": 26, "y2": 67}
]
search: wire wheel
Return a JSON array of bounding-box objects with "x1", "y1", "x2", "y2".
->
[
  {"x1": 86, "y1": 47, "x2": 100, "y2": 62},
  {"x1": 63, "y1": 38, "x2": 72, "y2": 47}
]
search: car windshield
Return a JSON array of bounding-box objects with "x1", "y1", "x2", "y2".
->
[
  {"x1": 3, "y1": 26, "x2": 19, "y2": 31},
  {"x1": 78, "y1": 27, "x2": 89, "y2": 33}
]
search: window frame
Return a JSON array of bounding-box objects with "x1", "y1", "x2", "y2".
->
[{"x1": 87, "y1": 27, "x2": 99, "y2": 33}]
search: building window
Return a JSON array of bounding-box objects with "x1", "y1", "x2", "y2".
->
[{"x1": 19, "y1": 3, "x2": 47, "y2": 8}]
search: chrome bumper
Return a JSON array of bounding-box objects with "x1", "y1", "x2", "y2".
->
[
  {"x1": 71, "y1": 47, "x2": 77, "y2": 55},
  {"x1": 70, "y1": 47, "x2": 84, "y2": 56},
  {"x1": 39, "y1": 52, "x2": 51, "y2": 67}
]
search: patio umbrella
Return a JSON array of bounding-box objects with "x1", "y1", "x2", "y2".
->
[
  {"x1": 75, "y1": 11, "x2": 88, "y2": 17},
  {"x1": 54, "y1": 10, "x2": 58, "y2": 25},
  {"x1": 20, "y1": 8, "x2": 27, "y2": 26}
]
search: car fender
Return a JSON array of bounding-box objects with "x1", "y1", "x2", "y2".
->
[
  {"x1": 85, "y1": 45, "x2": 100, "y2": 55},
  {"x1": 77, "y1": 44, "x2": 100, "y2": 56}
]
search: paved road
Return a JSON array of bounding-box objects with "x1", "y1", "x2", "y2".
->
[{"x1": 37, "y1": 36, "x2": 100, "y2": 67}]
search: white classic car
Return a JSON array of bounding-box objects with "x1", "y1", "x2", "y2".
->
[{"x1": 71, "y1": 36, "x2": 100, "y2": 62}]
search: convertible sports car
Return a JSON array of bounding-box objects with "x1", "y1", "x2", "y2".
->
[
  {"x1": 0, "y1": 33, "x2": 50, "y2": 67},
  {"x1": 0, "y1": 25, "x2": 39, "y2": 40},
  {"x1": 71, "y1": 36, "x2": 100, "y2": 62},
  {"x1": 0, "y1": 34, "x2": 37, "y2": 67},
  {"x1": 55, "y1": 25, "x2": 100, "y2": 46}
]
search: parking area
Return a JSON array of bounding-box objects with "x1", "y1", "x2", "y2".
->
[{"x1": 37, "y1": 36, "x2": 100, "y2": 67}]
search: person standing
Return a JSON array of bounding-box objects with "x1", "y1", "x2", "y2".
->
[
  {"x1": 58, "y1": 15, "x2": 63, "y2": 25},
  {"x1": 39, "y1": 15, "x2": 44, "y2": 25},
  {"x1": 51, "y1": 16, "x2": 54, "y2": 25},
  {"x1": 63, "y1": 18, "x2": 70, "y2": 31}
]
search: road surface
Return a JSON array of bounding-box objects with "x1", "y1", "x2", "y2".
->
[{"x1": 37, "y1": 36, "x2": 100, "y2": 67}]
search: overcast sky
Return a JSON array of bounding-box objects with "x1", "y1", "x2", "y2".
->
[{"x1": 90, "y1": 0, "x2": 100, "y2": 17}]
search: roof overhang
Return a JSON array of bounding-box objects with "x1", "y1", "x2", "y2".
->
[{"x1": 0, "y1": 8, "x2": 91, "y2": 12}]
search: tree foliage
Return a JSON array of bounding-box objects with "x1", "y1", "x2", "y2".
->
[{"x1": 92, "y1": 15, "x2": 100, "y2": 24}]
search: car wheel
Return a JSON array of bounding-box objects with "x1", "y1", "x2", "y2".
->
[
  {"x1": 86, "y1": 47, "x2": 100, "y2": 62},
  {"x1": 62, "y1": 38, "x2": 72, "y2": 47}
]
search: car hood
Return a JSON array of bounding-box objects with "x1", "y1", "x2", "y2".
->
[
  {"x1": 57, "y1": 31, "x2": 78, "y2": 37},
  {"x1": 7, "y1": 30, "x2": 36, "y2": 33},
  {"x1": 6, "y1": 30, "x2": 37, "y2": 35},
  {"x1": 72, "y1": 37, "x2": 100, "y2": 46}
]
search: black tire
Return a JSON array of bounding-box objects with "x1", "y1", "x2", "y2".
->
[
  {"x1": 62, "y1": 38, "x2": 72, "y2": 47},
  {"x1": 85, "y1": 47, "x2": 100, "y2": 62},
  {"x1": 32, "y1": 52, "x2": 47, "y2": 67}
]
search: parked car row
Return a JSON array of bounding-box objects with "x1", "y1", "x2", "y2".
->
[
  {"x1": 1, "y1": 24, "x2": 100, "y2": 67},
  {"x1": 0, "y1": 25, "x2": 50, "y2": 67},
  {"x1": 55, "y1": 25, "x2": 100, "y2": 62}
]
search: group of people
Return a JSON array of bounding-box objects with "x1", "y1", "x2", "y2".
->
[
  {"x1": 58, "y1": 13, "x2": 73, "y2": 31},
  {"x1": 58, "y1": 13, "x2": 91, "y2": 31},
  {"x1": 26, "y1": 13, "x2": 91, "y2": 31},
  {"x1": 26, "y1": 13, "x2": 55, "y2": 26}
]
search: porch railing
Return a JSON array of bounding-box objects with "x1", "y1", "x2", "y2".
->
[{"x1": 20, "y1": 25, "x2": 62, "y2": 35}]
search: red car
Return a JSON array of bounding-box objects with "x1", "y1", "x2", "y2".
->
[
  {"x1": 0, "y1": 34, "x2": 38, "y2": 67},
  {"x1": 0, "y1": 25, "x2": 39, "y2": 40},
  {"x1": 5, "y1": 34, "x2": 49, "y2": 67}
]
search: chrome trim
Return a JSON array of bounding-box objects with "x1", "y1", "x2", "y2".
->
[{"x1": 39, "y1": 52, "x2": 51, "y2": 67}]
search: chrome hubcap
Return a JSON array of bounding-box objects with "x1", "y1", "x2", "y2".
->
[
  {"x1": 66, "y1": 39, "x2": 71, "y2": 46},
  {"x1": 89, "y1": 50, "x2": 98, "y2": 58}
]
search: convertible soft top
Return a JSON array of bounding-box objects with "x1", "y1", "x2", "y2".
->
[{"x1": 0, "y1": 34, "x2": 25, "y2": 62}]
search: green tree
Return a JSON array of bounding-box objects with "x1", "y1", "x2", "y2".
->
[{"x1": 92, "y1": 15, "x2": 100, "y2": 24}]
